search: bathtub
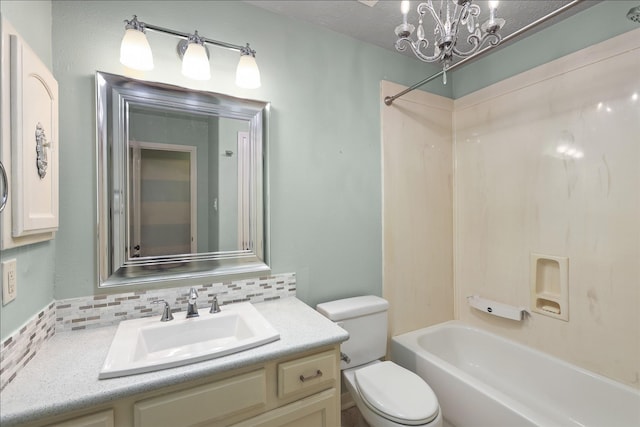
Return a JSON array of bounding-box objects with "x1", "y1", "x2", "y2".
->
[{"x1": 391, "y1": 321, "x2": 640, "y2": 427}]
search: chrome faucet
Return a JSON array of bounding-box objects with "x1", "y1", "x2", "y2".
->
[
  {"x1": 186, "y1": 287, "x2": 199, "y2": 318},
  {"x1": 151, "y1": 299, "x2": 174, "y2": 322},
  {"x1": 209, "y1": 295, "x2": 221, "y2": 314}
]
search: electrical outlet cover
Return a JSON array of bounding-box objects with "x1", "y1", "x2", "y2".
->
[{"x1": 2, "y1": 258, "x2": 17, "y2": 304}]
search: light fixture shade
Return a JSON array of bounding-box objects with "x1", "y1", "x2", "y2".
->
[
  {"x1": 181, "y1": 42, "x2": 211, "y2": 80},
  {"x1": 235, "y1": 54, "x2": 261, "y2": 89},
  {"x1": 120, "y1": 28, "x2": 154, "y2": 71}
]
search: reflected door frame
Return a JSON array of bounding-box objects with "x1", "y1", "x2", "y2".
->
[
  {"x1": 129, "y1": 141, "x2": 197, "y2": 257},
  {"x1": 237, "y1": 131, "x2": 251, "y2": 251}
]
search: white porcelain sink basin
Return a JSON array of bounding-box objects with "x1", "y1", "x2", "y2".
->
[{"x1": 99, "y1": 302, "x2": 279, "y2": 379}]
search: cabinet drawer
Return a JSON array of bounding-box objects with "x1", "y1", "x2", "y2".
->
[
  {"x1": 134, "y1": 369, "x2": 266, "y2": 427},
  {"x1": 278, "y1": 350, "x2": 337, "y2": 400},
  {"x1": 46, "y1": 410, "x2": 114, "y2": 427}
]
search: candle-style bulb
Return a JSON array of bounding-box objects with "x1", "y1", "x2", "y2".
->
[{"x1": 401, "y1": 0, "x2": 411, "y2": 15}]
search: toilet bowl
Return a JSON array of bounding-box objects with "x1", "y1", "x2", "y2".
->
[
  {"x1": 343, "y1": 361, "x2": 443, "y2": 427},
  {"x1": 316, "y1": 296, "x2": 443, "y2": 427}
]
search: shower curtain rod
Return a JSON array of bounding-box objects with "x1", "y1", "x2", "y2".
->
[{"x1": 384, "y1": 0, "x2": 584, "y2": 106}]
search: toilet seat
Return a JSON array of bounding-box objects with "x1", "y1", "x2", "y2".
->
[{"x1": 354, "y1": 361, "x2": 439, "y2": 426}]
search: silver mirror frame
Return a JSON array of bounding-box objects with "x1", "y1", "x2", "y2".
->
[{"x1": 96, "y1": 71, "x2": 269, "y2": 288}]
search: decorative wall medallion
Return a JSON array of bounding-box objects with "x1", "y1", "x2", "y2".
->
[{"x1": 35, "y1": 122, "x2": 48, "y2": 178}]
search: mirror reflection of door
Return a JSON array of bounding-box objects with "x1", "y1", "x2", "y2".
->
[
  {"x1": 237, "y1": 131, "x2": 251, "y2": 251},
  {"x1": 129, "y1": 142, "x2": 197, "y2": 257}
]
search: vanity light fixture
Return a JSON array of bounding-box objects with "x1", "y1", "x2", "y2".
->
[
  {"x1": 235, "y1": 45, "x2": 261, "y2": 89},
  {"x1": 119, "y1": 15, "x2": 261, "y2": 88},
  {"x1": 119, "y1": 16, "x2": 154, "y2": 71},
  {"x1": 179, "y1": 32, "x2": 211, "y2": 81},
  {"x1": 395, "y1": 0, "x2": 505, "y2": 83}
]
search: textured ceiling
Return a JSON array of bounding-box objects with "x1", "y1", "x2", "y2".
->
[{"x1": 244, "y1": 0, "x2": 601, "y2": 62}]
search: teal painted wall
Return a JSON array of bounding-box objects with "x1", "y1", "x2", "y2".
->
[
  {"x1": 48, "y1": 1, "x2": 443, "y2": 311},
  {"x1": 451, "y1": 1, "x2": 638, "y2": 97},
  {"x1": 1, "y1": 0, "x2": 637, "y2": 340},
  {"x1": 0, "y1": 1, "x2": 55, "y2": 339},
  {"x1": 0, "y1": 0, "x2": 51, "y2": 67}
]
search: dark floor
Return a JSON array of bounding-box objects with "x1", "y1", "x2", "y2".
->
[{"x1": 340, "y1": 405, "x2": 369, "y2": 427}]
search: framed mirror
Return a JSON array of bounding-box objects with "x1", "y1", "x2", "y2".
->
[{"x1": 96, "y1": 71, "x2": 269, "y2": 287}]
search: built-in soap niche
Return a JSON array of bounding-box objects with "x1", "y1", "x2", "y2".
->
[{"x1": 530, "y1": 253, "x2": 569, "y2": 321}]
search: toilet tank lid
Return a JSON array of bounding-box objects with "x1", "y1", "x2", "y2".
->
[{"x1": 316, "y1": 296, "x2": 389, "y2": 321}]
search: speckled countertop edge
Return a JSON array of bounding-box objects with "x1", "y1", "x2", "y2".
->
[{"x1": 0, "y1": 297, "x2": 349, "y2": 426}]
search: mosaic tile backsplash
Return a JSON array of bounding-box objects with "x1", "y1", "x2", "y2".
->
[
  {"x1": 0, "y1": 302, "x2": 56, "y2": 392},
  {"x1": 0, "y1": 272, "x2": 296, "y2": 391},
  {"x1": 56, "y1": 273, "x2": 296, "y2": 332}
]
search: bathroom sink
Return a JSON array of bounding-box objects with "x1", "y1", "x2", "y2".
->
[{"x1": 99, "y1": 302, "x2": 279, "y2": 379}]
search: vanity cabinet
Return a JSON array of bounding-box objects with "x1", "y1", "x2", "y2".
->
[{"x1": 33, "y1": 346, "x2": 340, "y2": 427}]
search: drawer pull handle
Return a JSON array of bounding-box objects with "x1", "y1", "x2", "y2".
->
[{"x1": 299, "y1": 369, "x2": 323, "y2": 382}]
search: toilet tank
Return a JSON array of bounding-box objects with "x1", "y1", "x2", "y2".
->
[{"x1": 317, "y1": 296, "x2": 389, "y2": 369}]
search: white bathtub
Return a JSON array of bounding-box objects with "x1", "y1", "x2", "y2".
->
[{"x1": 391, "y1": 321, "x2": 640, "y2": 427}]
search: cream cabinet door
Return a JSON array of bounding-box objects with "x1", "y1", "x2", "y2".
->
[
  {"x1": 134, "y1": 369, "x2": 267, "y2": 427},
  {"x1": 9, "y1": 31, "x2": 59, "y2": 237},
  {"x1": 232, "y1": 388, "x2": 339, "y2": 427}
]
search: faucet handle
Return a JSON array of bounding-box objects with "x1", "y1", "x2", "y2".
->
[
  {"x1": 188, "y1": 287, "x2": 198, "y2": 302},
  {"x1": 186, "y1": 287, "x2": 199, "y2": 318},
  {"x1": 152, "y1": 299, "x2": 174, "y2": 322},
  {"x1": 210, "y1": 295, "x2": 221, "y2": 314}
]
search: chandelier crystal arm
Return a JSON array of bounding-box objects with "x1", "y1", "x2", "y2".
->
[
  {"x1": 395, "y1": 37, "x2": 441, "y2": 62},
  {"x1": 451, "y1": 31, "x2": 501, "y2": 57},
  {"x1": 418, "y1": 2, "x2": 446, "y2": 38}
]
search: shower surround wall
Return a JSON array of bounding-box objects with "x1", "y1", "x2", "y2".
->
[
  {"x1": 453, "y1": 29, "x2": 639, "y2": 388},
  {"x1": 382, "y1": 28, "x2": 639, "y2": 390},
  {"x1": 381, "y1": 80, "x2": 454, "y2": 339}
]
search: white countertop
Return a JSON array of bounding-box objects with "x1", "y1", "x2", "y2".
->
[{"x1": 0, "y1": 297, "x2": 349, "y2": 426}]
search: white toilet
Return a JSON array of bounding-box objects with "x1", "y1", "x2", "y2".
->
[{"x1": 317, "y1": 296, "x2": 443, "y2": 427}]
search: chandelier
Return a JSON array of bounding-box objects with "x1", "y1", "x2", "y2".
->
[{"x1": 395, "y1": 0, "x2": 505, "y2": 83}]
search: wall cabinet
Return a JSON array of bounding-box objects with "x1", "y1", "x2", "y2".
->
[
  {"x1": 26, "y1": 346, "x2": 340, "y2": 427},
  {"x1": 0, "y1": 18, "x2": 59, "y2": 249}
]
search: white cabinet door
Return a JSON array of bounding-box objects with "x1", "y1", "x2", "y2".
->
[{"x1": 9, "y1": 31, "x2": 59, "y2": 238}]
